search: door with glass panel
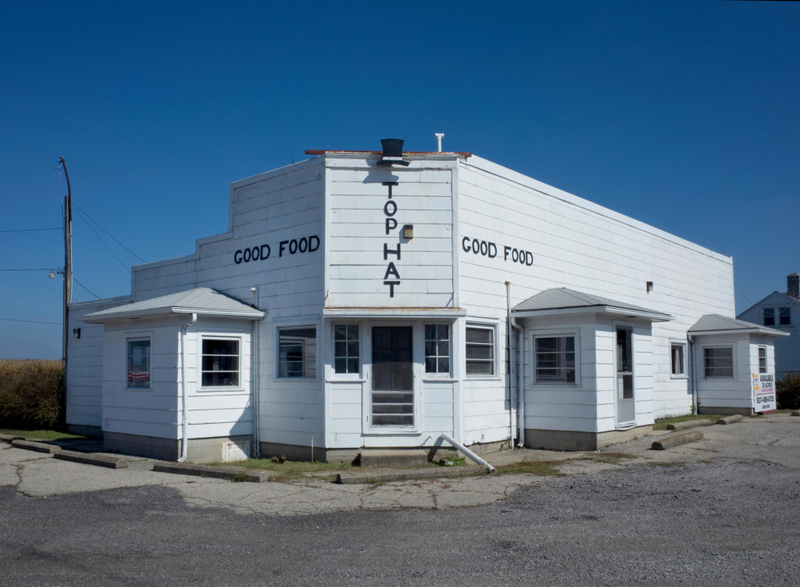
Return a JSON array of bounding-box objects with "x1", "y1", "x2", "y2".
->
[
  {"x1": 371, "y1": 327, "x2": 414, "y2": 427},
  {"x1": 616, "y1": 327, "x2": 635, "y2": 424}
]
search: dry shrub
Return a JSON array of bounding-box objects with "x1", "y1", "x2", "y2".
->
[
  {"x1": 777, "y1": 373, "x2": 800, "y2": 410},
  {"x1": 0, "y1": 359, "x2": 64, "y2": 429}
]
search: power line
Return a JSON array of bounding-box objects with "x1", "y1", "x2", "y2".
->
[
  {"x1": 0, "y1": 317, "x2": 61, "y2": 325},
  {"x1": 734, "y1": 282, "x2": 755, "y2": 307},
  {"x1": 74, "y1": 205, "x2": 146, "y2": 263},
  {"x1": 72, "y1": 207, "x2": 130, "y2": 274},
  {"x1": 0, "y1": 227, "x2": 61, "y2": 233},
  {"x1": 0, "y1": 268, "x2": 53, "y2": 272},
  {"x1": 73, "y1": 276, "x2": 100, "y2": 300}
]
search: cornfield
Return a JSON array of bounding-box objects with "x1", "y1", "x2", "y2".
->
[{"x1": 0, "y1": 359, "x2": 64, "y2": 429}]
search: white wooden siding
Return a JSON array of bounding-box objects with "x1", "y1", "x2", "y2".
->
[
  {"x1": 67, "y1": 297, "x2": 131, "y2": 430},
  {"x1": 458, "y1": 156, "x2": 734, "y2": 420}
]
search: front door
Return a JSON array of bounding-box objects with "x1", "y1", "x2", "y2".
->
[
  {"x1": 371, "y1": 327, "x2": 414, "y2": 427},
  {"x1": 616, "y1": 327, "x2": 635, "y2": 424}
]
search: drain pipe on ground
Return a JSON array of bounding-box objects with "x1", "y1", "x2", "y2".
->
[
  {"x1": 506, "y1": 282, "x2": 525, "y2": 448},
  {"x1": 178, "y1": 313, "x2": 197, "y2": 463},
  {"x1": 440, "y1": 433, "x2": 497, "y2": 474}
]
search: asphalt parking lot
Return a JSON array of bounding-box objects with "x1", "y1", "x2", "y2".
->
[{"x1": 2, "y1": 413, "x2": 800, "y2": 585}]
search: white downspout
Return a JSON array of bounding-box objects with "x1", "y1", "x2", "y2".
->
[
  {"x1": 687, "y1": 333, "x2": 697, "y2": 415},
  {"x1": 506, "y1": 282, "x2": 524, "y2": 448},
  {"x1": 440, "y1": 433, "x2": 496, "y2": 474},
  {"x1": 178, "y1": 312, "x2": 197, "y2": 462},
  {"x1": 505, "y1": 282, "x2": 516, "y2": 444},
  {"x1": 250, "y1": 287, "x2": 260, "y2": 459}
]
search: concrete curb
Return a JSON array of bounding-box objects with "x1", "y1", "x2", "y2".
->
[
  {"x1": 153, "y1": 462, "x2": 268, "y2": 483},
  {"x1": 651, "y1": 430, "x2": 704, "y2": 450},
  {"x1": 792, "y1": 411, "x2": 800, "y2": 417},
  {"x1": 666, "y1": 419, "x2": 713, "y2": 431},
  {"x1": 11, "y1": 439, "x2": 61, "y2": 454},
  {"x1": 0, "y1": 434, "x2": 25, "y2": 444},
  {"x1": 54, "y1": 450, "x2": 128, "y2": 469},
  {"x1": 337, "y1": 466, "x2": 484, "y2": 485},
  {"x1": 716, "y1": 415, "x2": 744, "y2": 425}
]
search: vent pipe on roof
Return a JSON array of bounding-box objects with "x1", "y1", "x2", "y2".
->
[
  {"x1": 435, "y1": 133, "x2": 444, "y2": 152},
  {"x1": 377, "y1": 138, "x2": 410, "y2": 166}
]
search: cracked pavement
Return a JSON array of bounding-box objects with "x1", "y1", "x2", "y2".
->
[{"x1": 3, "y1": 412, "x2": 800, "y2": 516}]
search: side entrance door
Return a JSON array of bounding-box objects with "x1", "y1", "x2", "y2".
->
[
  {"x1": 616, "y1": 326, "x2": 635, "y2": 425},
  {"x1": 371, "y1": 326, "x2": 414, "y2": 427}
]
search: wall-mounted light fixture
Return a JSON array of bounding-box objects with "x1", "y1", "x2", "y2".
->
[
  {"x1": 403, "y1": 224, "x2": 414, "y2": 239},
  {"x1": 646, "y1": 281, "x2": 654, "y2": 294}
]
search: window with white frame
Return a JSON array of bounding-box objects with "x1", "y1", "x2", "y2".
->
[
  {"x1": 534, "y1": 335, "x2": 576, "y2": 384},
  {"x1": 704, "y1": 346, "x2": 734, "y2": 378},
  {"x1": 671, "y1": 343, "x2": 686, "y2": 376},
  {"x1": 334, "y1": 324, "x2": 359, "y2": 375},
  {"x1": 127, "y1": 338, "x2": 151, "y2": 388},
  {"x1": 759, "y1": 346, "x2": 767, "y2": 374},
  {"x1": 466, "y1": 325, "x2": 495, "y2": 376},
  {"x1": 425, "y1": 324, "x2": 450, "y2": 375},
  {"x1": 278, "y1": 327, "x2": 317, "y2": 378},
  {"x1": 201, "y1": 338, "x2": 240, "y2": 387},
  {"x1": 779, "y1": 307, "x2": 791, "y2": 326}
]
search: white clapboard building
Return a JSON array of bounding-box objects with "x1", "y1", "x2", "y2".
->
[{"x1": 66, "y1": 139, "x2": 787, "y2": 462}]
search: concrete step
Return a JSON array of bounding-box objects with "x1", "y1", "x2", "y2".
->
[{"x1": 359, "y1": 449, "x2": 428, "y2": 468}]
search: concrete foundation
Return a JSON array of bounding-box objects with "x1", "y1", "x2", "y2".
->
[
  {"x1": 104, "y1": 432, "x2": 252, "y2": 463},
  {"x1": 68, "y1": 424, "x2": 103, "y2": 438},
  {"x1": 525, "y1": 425, "x2": 653, "y2": 451},
  {"x1": 699, "y1": 406, "x2": 754, "y2": 417}
]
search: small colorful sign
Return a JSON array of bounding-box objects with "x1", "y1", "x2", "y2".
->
[{"x1": 752, "y1": 373, "x2": 776, "y2": 412}]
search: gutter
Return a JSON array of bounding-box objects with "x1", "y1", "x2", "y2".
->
[
  {"x1": 687, "y1": 333, "x2": 697, "y2": 415},
  {"x1": 506, "y1": 282, "x2": 524, "y2": 448},
  {"x1": 178, "y1": 313, "x2": 197, "y2": 462}
]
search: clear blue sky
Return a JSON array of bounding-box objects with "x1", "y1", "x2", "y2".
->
[{"x1": 1, "y1": 1, "x2": 798, "y2": 359}]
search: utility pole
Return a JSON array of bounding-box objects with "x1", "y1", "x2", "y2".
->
[{"x1": 59, "y1": 157, "x2": 73, "y2": 374}]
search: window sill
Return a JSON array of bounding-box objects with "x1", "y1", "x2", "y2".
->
[
  {"x1": 198, "y1": 388, "x2": 247, "y2": 393},
  {"x1": 326, "y1": 378, "x2": 367, "y2": 383},
  {"x1": 363, "y1": 429, "x2": 422, "y2": 437},
  {"x1": 421, "y1": 378, "x2": 458, "y2": 383},
  {"x1": 670, "y1": 374, "x2": 689, "y2": 380}
]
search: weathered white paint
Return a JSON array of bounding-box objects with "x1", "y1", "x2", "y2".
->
[{"x1": 68, "y1": 148, "x2": 748, "y2": 457}]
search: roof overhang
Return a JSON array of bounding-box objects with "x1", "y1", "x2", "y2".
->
[
  {"x1": 689, "y1": 327, "x2": 790, "y2": 337},
  {"x1": 323, "y1": 307, "x2": 466, "y2": 319},
  {"x1": 512, "y1": 305, "x2": 673, "y2": 322},
  {"x1": 81, "y1": 307, "x2": 265, "y2": 324}
]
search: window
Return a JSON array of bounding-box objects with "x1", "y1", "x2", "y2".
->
[
  {"x1": 425, "y1": 324, "x2": 450, "y2": 374},
  {"x1": 759, "y1": 346, "x2": 767, "y2": 374},
  {"x1": 334, "y1": 324, "x2": 359, "y2": 374},
  {"x1": 466, "y1": 326, "x2": 494, "y2": 376},
  {"x1": 671, "y1": 343, "x2": 686, "y2": 376},
  {"x1": 201, "y1": 338, "x2": 240, "y2": 387},
  {"x1": 535, "y1": 336, "x2": 575, "y2": 383},
  {"x1": 278, "y1": 327, "x2": 317, "y2": 378},
  {"x1": 704, "y1": 347, "x2": 734, "y2": 378},
  {"x1": 127, "y1": 338, "x2": 151, "y2": 388},
  {"x1": 764, "y1": 307, "x2": 790, "y2": 327}
]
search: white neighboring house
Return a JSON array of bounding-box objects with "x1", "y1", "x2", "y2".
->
[
  {"x1": 737, "y1": 273, "x2": 800, "y2": 380},
  {"x1": 66, "y1": 140, "x2": 787, "y2": 462}
]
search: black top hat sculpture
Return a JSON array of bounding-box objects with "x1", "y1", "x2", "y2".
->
[{"x1": 377, "y1": 138, "x2": 410, "y2": 166}]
